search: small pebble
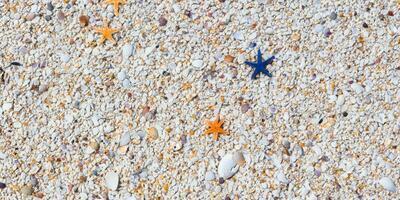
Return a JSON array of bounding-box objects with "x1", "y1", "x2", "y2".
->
[
  {"x1": 46, "y1": 2, "x2": 54, "y2": 11},
  {"x1": 122, "y1": 44, "x2": 134, "y2": 60},
  {"x1": 30, "y1": 176, "x2": 38, "y2": 187},
  {"x1": 105, "y1": 171, "x2": 119, "y2": 191},
  {"x1": 122, "y1": 79, "x2": 131, "y2": 88},
  {"x1": 241, "y1": 103, "x2": 250, "y2": 113},
  {"x1": 205, "y1": 171, "x2": 215, "y2": 181},
  {"x1": 192, "y1": 59, "x2": 204, "y2": 69},
  {"x1": 218, "y1": 177, "x2": 225, "y2": 184},
  {"x1": 224, "y1": 55, "x2": 235, "y2": 63},
  {"x1": 45, "y1": 15, "x2": 52, "y2": 21},
  {"x1": 314, "y1": 24, "x2": 324, "y2": 33},
  {"x1": 362, "y1": 22, "x2": 368, "y2": 28},
  {"x1": 329, "y1": 12, "x2": 337, "y2": 20},
  {"x1": 0, "y1": 182, "x2": 5, "y2": 189},
  {"x1": 20, "y1": 185, "x2": 33, "y2": 196},
  {"x1": 79, "y1": 15, "x2": 89, "y2": 27},
  {"x1": 117, "y1": 71, "x2": 127, "y2": 81},
  {"x1": 57, "y1": 11, "x2": 66, "y2": 21},
  {"x1": 233, "y1": 31, "x2": 244, "y2": 40},
  {"x1": 26, "y1": 13, "x2": 36, "y2": 21},
  {"x1": 388, "y1": 11, "x2": 394, "y2": 16},
  {"x1": 119, "y1": 132, "x2": 131, "y2": 146},
  {"x1": 158, "y1": 16, "x2": 168, "y2": 26},
  {"x1": 59, "y1": 54, "x2": 70, "y2": 63}
]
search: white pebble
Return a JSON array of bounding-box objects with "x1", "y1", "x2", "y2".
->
[
  {"x1": 204, "y1": 171, "x2": 215, "y2": 181},
  {"x1": 314, "y1": 24, "x2": 324, "y2": 33},
  {"x1": 2, "y1": 103, "x2": 12, "y2": 111},
  {"x1": 59, "y1": 54, "x2": 70, "y2": 63},
  {"x1": 192, "y1": 59, "x2": 204, "y2": 69},
  {"x1": 218, "y1": 153, "x2": 239, "y2": 180},
  {"x1": 117, "y1": 71, "x2": 127, "y2": 81},
  {"x1": 122, "y1": 79, "x2": 131, "y2": 88},
  {"x1": 276, "y1": 171, "x2": 289, "y2": 184},
  {"x1": 351, "y1": 83, "x2": 364, "y2": 94},
  {"x1": 119, "y1": 132, "x2": 131, "y2": 146},
  {"x1": 266, "y1": 28, "x2": 274, "y2": 34},
  {"x1": 379, "y1": 177, "x2": 396, "y2": 192},
  {"x1": 105, "y1": 171, "x2": 119, "y2": 191},
  {"x1": 122, "y1": 44, "x2": 134, "y2": 60},
  {"x1": 233, "y1": 31, "x2": 244, "y2": 40}
]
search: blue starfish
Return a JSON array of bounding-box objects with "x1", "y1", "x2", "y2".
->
[{"x1": 245, "y1": 49, "x2": 275, "y2": 79}]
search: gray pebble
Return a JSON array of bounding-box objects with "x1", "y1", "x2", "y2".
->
[
  {"x1": 46, "y1": 2, "x2": 54, "y2": 11},
  {"x1": 45, "y1": 15, "x2": 52, "y2": 21},
  {"x1": 30, "y1": 176, "x2": 38, "y2": 187},
  {"x1": 0, "y1": 182, "x2": 5, "y2": 189},
  {"x1": 159, "y1": 16, "x2": 168, "y2": 26},
  {"x1": 329, "y1": 12, "x2": 337, "y2": 20}
]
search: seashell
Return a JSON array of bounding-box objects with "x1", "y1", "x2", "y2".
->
[
  {"x1": 172, "y1": 141, "x2": 183, "y2": 152},
  {"x1": 218, "y1": 153, "x2": 240, "y2": 180},
  {"x1": 105, "y1": 171, "x2": 119, "y2": 191},
  {"x1": 232, "y1": 151, "x2": 246, "y2": 166},
  {"x1": 379, "y1": 177, "x2": 396, "y2": 192},
  {"x1": 79, "y1": 15, "x2": 89, "y2": 27}
]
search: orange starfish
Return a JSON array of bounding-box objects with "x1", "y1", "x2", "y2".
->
[
  {"x1": 94, "y1": 23, "x2": 119, "y2": 44},
  {"x1": 204, "y1": 115, "x2": 228, "y2": 140},
  {"x1": 105, "y1": 0, "x2": 126, "y2": 16}
]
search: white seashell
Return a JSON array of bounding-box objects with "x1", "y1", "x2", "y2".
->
[
  {"x1": 218, "y1": 154, "x2": 240, "y2": 180},
  {"x1": 379, "y1": 177, "x2": 396, "y2": 192},
  {"x1": 119, "y1": 132, "x2": 131, "y2": 146},
  {"x1": 105, "y1": 171, "x2": 119, "y2": 191},
  {"x1": 192, "y1": 59, "x2": 204, "y2": 69},
  {"x1": 172, "y1": 141, "x2": 183, "y2": 152}
]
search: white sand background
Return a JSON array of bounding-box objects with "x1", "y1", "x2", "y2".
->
[{"x1": 0, "y1": 0, "x2": 399, "y2": 199}]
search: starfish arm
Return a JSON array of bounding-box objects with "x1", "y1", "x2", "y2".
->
[
  {"x1": 213, "y1": 133, "x2": 219, "y2": 140},
  {"x1": 110, "y1": 28, "x2": 120, "y2": 33},
  {"x1": 94, "y1": 28, "x2": 103, "y2": 33},
  {"x1": 114, "y1": 6, "x2": 119, "y2": 16},
  {"x1": 99, "y1": 37, "x2": 105, "y2": 44},
  {"x1": 262, "y1": 69, "x2": 272, "y2": 77},
  {"x1": 251, "y1": 70, "x2": 259, "y2": 80},
  {"x1": 257, "y1": 49, "x2": 263, "y2": 63},
  {"x1": 262, "y1": 56, "x2": 275, "y2": 65},
  {"x1": 244, "y1": 61, "x2": 258, "y2": 68}
]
